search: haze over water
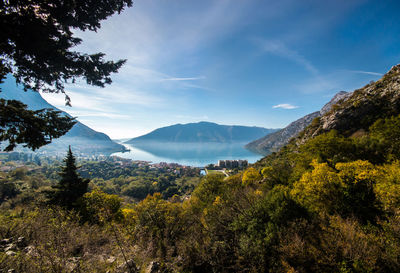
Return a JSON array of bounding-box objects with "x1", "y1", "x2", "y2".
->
[{"x1": 112, "y1": 142, "x2": 263, "y2": 167}]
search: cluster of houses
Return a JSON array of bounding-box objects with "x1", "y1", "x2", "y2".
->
[{"x1": 217, "y1": 159, "x2": 248, "y2": 169}]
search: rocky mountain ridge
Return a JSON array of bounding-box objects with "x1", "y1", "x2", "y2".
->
[{"x1": 298, "y1": 64, "x2": 400, "y2": 143}]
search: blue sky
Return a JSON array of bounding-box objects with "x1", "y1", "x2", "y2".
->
[{"x1": 37, "y1": 0, "x2": 400, "y2": 139}]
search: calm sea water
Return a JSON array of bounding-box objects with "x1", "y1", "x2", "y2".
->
[{"x1": 111, "y1": 142, "x2": 263, "y2": 167}]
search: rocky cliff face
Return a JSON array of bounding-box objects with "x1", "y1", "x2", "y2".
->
[
  {"x1": 246, "y1": 91, "x2": 352, "y2": 155},
  {"x1": 299, "y1": 64, "x2": 400, "y2": 143},
  {"x1": 245, "y1": 111, "x2": 320, "y2": 155},
  {"x1": 319, "y1": 91, "x2": 352, "y2": 115}
]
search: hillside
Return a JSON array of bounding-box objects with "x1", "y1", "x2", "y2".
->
[
  {"x1": 0, "y1": 77, "x2": 126, "y2": 155},
  {"x1": 246, "y1": 91, "x2": 351, "y2": 155},
  {"x1": 125, "y1": 121, "x2": 279, "y2": 144},
  {"x1": 298, "y1": 64, "x2": 400, "y2": 143}
]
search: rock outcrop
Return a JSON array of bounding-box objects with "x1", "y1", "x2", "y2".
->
[
  {"x1": 299, "y1": 64, "x2": 400, "y2": 143},
  {"x1": 0, "y1": 237, "x2": 29, "y2": 257}
]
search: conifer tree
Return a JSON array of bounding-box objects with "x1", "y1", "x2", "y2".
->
[
  {"x1": 49, "y1": 146, "x2": 88, "y2": 209},
  {"x1": 0, "y1": 0, "x2": 132, "y2": 150}
]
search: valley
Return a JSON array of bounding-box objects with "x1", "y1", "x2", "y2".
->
[
  {"x1": 3, "y1": 64, "x2": 400, "y2": 272},
  {"x1": 2, "y1": 1, "x2": 400, "y2": 272}
]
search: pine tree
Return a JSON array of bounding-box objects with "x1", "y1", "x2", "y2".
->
[{"x1": 49, "y1": 146, "x2": 88, "y2": 209}]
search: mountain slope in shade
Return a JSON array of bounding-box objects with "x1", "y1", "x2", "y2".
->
[
  {"x1": 246, "y1": 91, "x2": 352, "y2": 155},
  {"x1": 125, "y1": 122, "x2": 279, "y2": 144},
  {"x1": 0, "y1": 77, "x2": 125, "y2": 155}
]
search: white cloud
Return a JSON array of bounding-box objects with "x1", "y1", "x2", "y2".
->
[
  {"x1": 294, "y1": 68, "x2": 383, "y2": 95},
  {"x1": 41, "y1": 82, "x2": 165, "y2": 119},
  {"x1": 41, "y1": 90, "x2": 107, "y2": 112},
  {"x1": 160, "y1": 76, "x2": 206, "y2": 81},
  {"x1": 344, "y1": 70, "x2": 383, "y2": 76},
  {"x1": 175, "y1": 114, "x2": 209, "y2": 120},
  {"x1": 66, "y1": 110, "x2": 132, "y2": 120},
  {"x1": 109, "y1": 64, "x2": 210, "y2": 91},
  {"x1": 294, "y1": 77, "x2": 337, "y2": 94},
  {"x1": 272, "y1": 103, "x2": 299, "y2": 109},
  {"x1": 258, "y1": 39, "x2": 319, "y2": 75}
]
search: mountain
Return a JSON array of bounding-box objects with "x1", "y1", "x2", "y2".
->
[
  {"x1": 298, "y1": 64, "x2": 400, "y2": 143},
  {"x1": 246, "y1": 91, "x2": 352, "y2": 155},
  {"x1": 0, "y1": 77, "x2": 126, "y2": 155},
  {"x1": 125, "y1": 121, "x2": 279, "y2": 144}
]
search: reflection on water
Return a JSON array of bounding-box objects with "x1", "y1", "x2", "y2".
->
[{"x1": 112, "y1": 142, "x2": 263, "y2": 167}]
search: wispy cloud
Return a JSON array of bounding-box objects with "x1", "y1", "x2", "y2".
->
[
  {"x1": 114, "y1": 64, "x2": 210, "y2": 91},
  {"x1": 272, "y1": 103, "x2": 299, "y2": 109},
  {"x1": 41, "y1": 82, "x2": 165, "y2": 117},
  {"x1": 161, "y1": 76, "x2": 206, "y2": 81},
  {"x1": 294, "y1": 77, "x2": 337, "y2": 94},
  {"x1": 66, "y1": 110, "x2": 132, "y2": 120},
  {"x1": 175, "y1": 114, "x2": 209, "y2": 120},
  {"x1": 344, "y1": 70, "x2": 383, "y2": 76},
  {"x1": 258, "y1": 39, "x2": 319, "y2": 75}
]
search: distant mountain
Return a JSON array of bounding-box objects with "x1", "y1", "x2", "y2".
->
[
  {"x1": 125, "y1": 122, "x2": 279, "y2": 144},
  {"x1": 0, "y1": 77, "x2": 126, "y2": 155},
  {"x1": 246, "y1": 91, "x2": 352, "y2": 155}
]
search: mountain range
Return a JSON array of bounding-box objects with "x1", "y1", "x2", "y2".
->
[
  {"x1": 0, "y1": 77, "x2": 126, "y2": 155},
  {"x1": 125, "y1": 122, "x2": 279, "y2": 145},
  {"x1": 246, "y1": 91, "x2": 352, "y2": 155}
]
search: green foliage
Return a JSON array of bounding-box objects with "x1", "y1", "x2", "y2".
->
[
  {"x1": 374, "y1": 161, "x2": 400, "y2": 212},
  {"x1": 310, "y1": 116, "x2": 321, "y2": 128},
  {"x1": 369, "y1": 114, "x2": 400, "y2": 160},
  {"x1": 77, "y1": 160, "x2": 201, "y2": 200},
  {"x1": 47, "y1": 147, "x2": 88, "y2": 209},
  {"x1": 191, "y1": 173, "x2": 226, "y2": 210},
  {"x1": 78, "y1": 189, "x2": 123, "y2": 224},
  {"x1": 131, "y1": 193, "x2": 184, "y2": 259},
  {"x1": 242, "y1": 167, "x2": 262, "y2": 186},
  {"x1": 0, "y1": 179, "x2": 20, "y2": 203},
  {"x1": 0, "y1": 207, "x2": 133, "y2": 272},
  {"x1": 221, "y1": 184, "x2": 307, "y2": 271},
  {"x1": 261, "y1": 156, "x2": 293, "y2": 190},
  {"x1": 291, "y1": 160, "x2": 344, "y2": 215},
  {"x1": 292, "y1": 160, "x2": 381, "y2": 223},
  {"x1": 0, "y1": 99, "x2": 76, "y2": 151},
  {"x1": 335, "y1": 161, "x2": 381, "y2": 223},
  {"x1": 298, "y1": 130, "x2": 357, "y2": 165},
  {"x1": 4, "y1": 114, "x2": 400, "y2": 272}
]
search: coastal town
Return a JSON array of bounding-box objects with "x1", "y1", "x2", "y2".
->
[{"x1": 0, "y1": 151, "x2": 250, "y2": 178}]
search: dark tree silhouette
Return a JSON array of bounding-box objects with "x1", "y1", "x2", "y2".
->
[
  {"x1": 0, "y1": 0, "x2": 133, "y2": 150},
  {"x1": 0, "y1": 99, "x2": 76, "y2": 151},
  {"x1": 49, "y1": 146, "x2": 89, "y2": 209}
]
